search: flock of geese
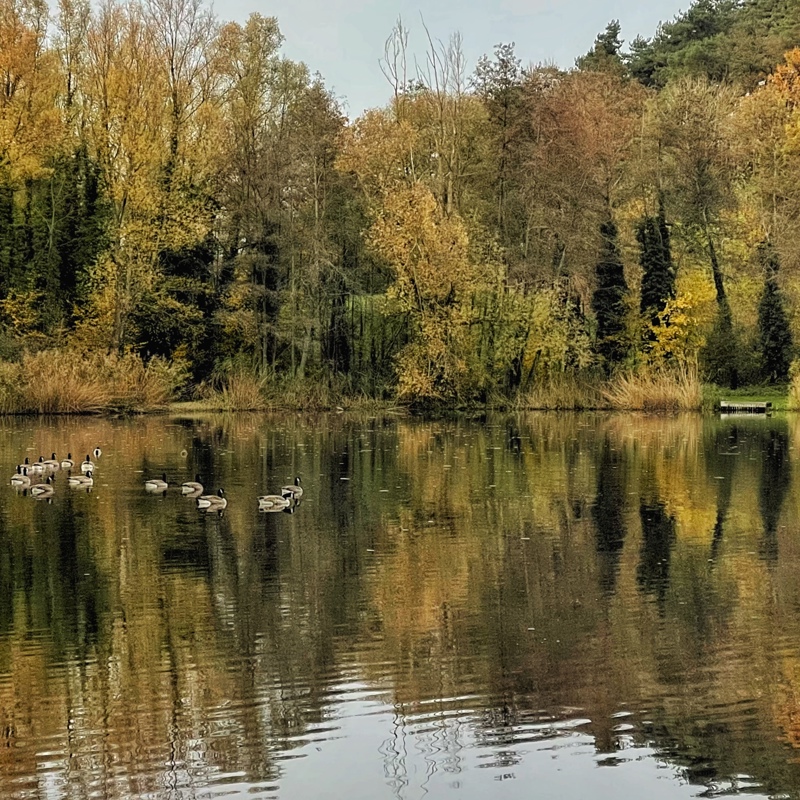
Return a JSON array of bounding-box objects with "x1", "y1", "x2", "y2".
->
[
  {"x1": 10, "y1": 447, "x2": 304, "y2": 513},
  {"x1": 145, "y1": 472, "x2": 303, "y2": 513},
  {"x1": 10, "y1": 448, "x2": 101, "y2": 498}
]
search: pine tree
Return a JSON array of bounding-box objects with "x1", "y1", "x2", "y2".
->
[
  {"x1": 576, "y1": 20, "x2": 625, "y2": 75},
  {"x1": 638, "y1": 200, "x2": 675, "y2": 326},
  {"x1": 702, "y1": 302, "x2": 740, "y2": 388},
  {"x1": 591, "y1": 219, "x2": 628, "y2": 367},
  {"x1": 757, "y1": 242, "x2": 793, "y2": 383}
]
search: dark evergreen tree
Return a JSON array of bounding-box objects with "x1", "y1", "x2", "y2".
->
[
  {"x1": 591, "y1": 219, "x2": 628, "y2": 367},
  {"x1": 576, "y1": 20, "x2": 625, "y2": 75},
  {"x1": 757, "y1": 242, "x2": 793, "y2": 383},
  {"x1": 638, "y1": 200, "x2": 675, "y2": 326},
  {"x1": 702, "y1": 302, "x2": 740, "y2": 387}
]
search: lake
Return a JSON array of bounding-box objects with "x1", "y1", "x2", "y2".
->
[{"x1": 1, "y1": 411, "x2": 799, "y2": 799}]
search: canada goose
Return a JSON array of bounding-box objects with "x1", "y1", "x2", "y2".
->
[
  {"x1": 61, "y1": 453, "x2": 74, "y2": 469},
  {"x1": 16, "y1": 456, "x2": 30, "y2": 472},
  {"x1": 197, "y1": 488, "x2": 226, "y2": 509},
  {"x1": 29, "y1": 456, "x2": 46, "y2": 475},
  {"x1": 93, "y1": 447, "x2": 102, "y2": 459},
  {"x1": 281, "y1": 476, "x2": 303, "y2": 500},
  {"x1": 181, "y1": 475, "x2": 203, "y2": 495},
  {"x1": 69, "y1": 471, "x2": 93, "y2": 487},
  {"x1": 31, "y1": 476, "x2": 54, "y2": 497},
  {"x1": 144, "y1": 473, "x2": 168, "y2": 491},
  {"x1": 258, "y1": 494, "x2": 291, "y2": 509},
  {"x1": 80, "y1": 456, "x2": 95, "y2": 474},
  {"x1": 43, "y1": 453, "x2": 60, "y2": 470},
  {"x1": 10, "y1": 466, "x2": 30, "y2": 487}
]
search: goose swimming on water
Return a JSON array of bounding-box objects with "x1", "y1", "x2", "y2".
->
[
  {"x1": 197, "y1": 488, "x2": 226, "y2": 510},
  {"x1": 281, "y1": 476, "x2": 303, "y2": 500},
  {"x1": 29, "y1": 456, "x2": 46, "y2": 475},
  {"x1": 81, "y1": 456, "x2": 95, "y2": 474},
  {"x1": 145, "y1": 473, "x2": 168, "y2": 491},
  {"x1": 11, "y1": 466, "x2": 30, "y2": 487},
  {"x1": 181, "y1": 475, "x2": 203, "y2": 495},
  {"x1": 258, "y1": 494, "x2": 291, "y2": 509},
  {"x1": 69, "y1": 471, "x2": 93, "y2": 487},
  {"x1": 31, "y1": 476, "x2": 54, "y2": 497}
]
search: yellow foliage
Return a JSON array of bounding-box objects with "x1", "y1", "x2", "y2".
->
[
  {"x1": 0, "y1": 8, "x2": 65, "y2": 180},
  {"x1": 0, "y1": 289, "x2": 45, "y2": 337},
  {"x1": 372, "y1": 184, "x2": 476, "y2": 307},
  {"x1": 521, "y1": 285, "x2": 594, "y2": 377},
  {"x1": 601, "y1": 364, "x2": 702, "y2": 411},
  {"x1": 336, "y1": 110, "x2": 417, "y2": 196},
  {"x1": 366, "y1": 183, "x2": 491, "y2": 401},
  {"x1": 646, "y1": 270, "x2": 715, "y2": 366}
]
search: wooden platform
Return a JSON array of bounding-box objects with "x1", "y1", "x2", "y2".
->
[{"x1": 719, "y1": 401, "x2": 772, "y2": 414}]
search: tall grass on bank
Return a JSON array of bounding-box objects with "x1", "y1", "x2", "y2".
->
[
  {"x1": 196, "y1": 368, "x2": 271, "y2": 411},
  {"x1": 0, "y1": 350, "x2": 185, "y2": 414},
  {"x1": 601, "y1": 365, "x2": 703, "y2": 411},
  {"x1": 195, "y1": 372, "x2": 384, "y2": 412},
  {"x1": 789, "y1": 372, "x2": 800, "y2": 411},
  {"x1": 516, "y1": 374, "x2": 604, "y2": 410}
]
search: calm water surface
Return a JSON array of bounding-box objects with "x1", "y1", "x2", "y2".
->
[{"x1": 1, "y1": 412, "x2": 800, "y2": 799}]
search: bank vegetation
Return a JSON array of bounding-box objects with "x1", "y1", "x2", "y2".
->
[{"x1": 1, "y1": 0, "x2": 799, "y2": 412}]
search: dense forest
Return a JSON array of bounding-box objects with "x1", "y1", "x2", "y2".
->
[{"x1": 2, "y1": 0, "x2": 800, "y2": 411}]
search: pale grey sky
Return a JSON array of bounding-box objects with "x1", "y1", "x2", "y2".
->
[{"x1": 218, "y1": 0, "x2": 690, "y2": 117}]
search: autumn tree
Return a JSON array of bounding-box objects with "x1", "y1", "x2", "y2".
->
[
  {"x1": 655, "y1": 77, "x2": 734, "y2": 308},
  {"x1": 516, "y1": 70, "x2": 645, "y2": 290},
  {"x1": 472, "y1": 42, "x2": 524, "y2": 240}
]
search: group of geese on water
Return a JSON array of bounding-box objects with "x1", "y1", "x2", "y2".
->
[
  {"x1": 144, "y1": 473, "x2": 304, "y2": 513},
  {"x1": 10, "y1": 448, "x2": 101, "y2": 498},
  {"x1": 10, "y1": 448, "x2": 304, "y2": 514}
]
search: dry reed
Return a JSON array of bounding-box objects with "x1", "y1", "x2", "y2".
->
[
  {"x1": 198, "y1": 369, "x2": 271, "y2": 411},
  {"x1": 600, "y1": 365, "x2": 702, "y2": 411},
  {"x1": 516, "y1": 374, "x2": 604, "y2": 410},
  {"x1": 789, "y1": 372, "x2": 800, "y2": 411},
  {"x1": 0, "y1": 350, "x2": 184, "y2": 415}
]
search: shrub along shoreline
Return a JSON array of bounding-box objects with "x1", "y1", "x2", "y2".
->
[{"x1": 0, "y1": 350, "x2": 790, "y2": 415}]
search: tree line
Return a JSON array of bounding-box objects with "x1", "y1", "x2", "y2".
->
[{"x1": 1, "y1": 0, "x2": 799, "y2": 406}]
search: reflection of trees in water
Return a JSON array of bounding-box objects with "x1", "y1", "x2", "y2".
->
[
  {"x1": 0, "y1": 486, "x2": 105, "y2": 661},
  {"x1": 706, "y1": 424, "x2": 737, "y2": 565},
  {"x1": 592, "y1": 437, "x2": 627, "y2": 595},
  {"x1": 5, "y1": 413, "x2": 800, "y2": 798},
  {"x1": 638, "y1": 501, "x2": 676, "y2": 612},
  {"x1": 758, "y1": 422, "x2": 790, "y2": 565}
]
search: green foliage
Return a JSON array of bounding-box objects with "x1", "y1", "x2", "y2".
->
[
  {"x1": 756, "y1": 242, "x2": 793, "y2": 382},
  {"x1": 626, "y1": 0, "x2": 800, "y2": 88},
  {"x1": 701, "y1": 302, "x2": 744, "y2": 388},
  {"x1": 577, "y1": 20, "x2": 625, "y2": 75},
  {"x1": 638, "y1": 203, "x2": 675, "y2": 325},
  {"x1": 591, "y1": 219, "x2": 628, "y2": 368}
]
